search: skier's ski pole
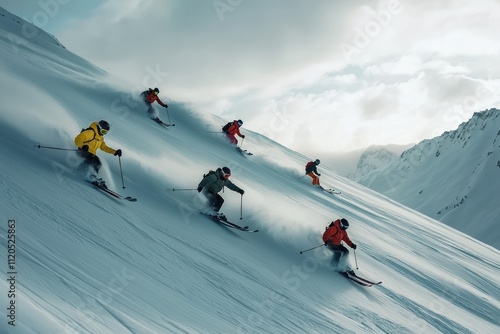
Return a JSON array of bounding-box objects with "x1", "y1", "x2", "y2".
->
[
  {"x1": 166, "y1": 107, "x2": 172, "y2": 124},
  {"x1": 354, "y1": 249, "x2": 359, "y2": 269},
  {"x1": 297, "y1": 174, "x2": 307, "y2": 180},
  {"x1": 35, "y1": 144, "x2": 77, "y2": 151},
  {"x1": 240, "y1": 194, "x2": 243, "y2": 220},
  {"x1": 299, "y1": 244, "x2": 325, "y2": 254},
  {"x1": 240, "y1": 137, "x2": 245, "y2": 148},
  {"x1": 172, "y1": 188, "x2": 198, "y2": 191},
  {"x1": 118, "y1": 156, "x2": 126, "y2": 189}
]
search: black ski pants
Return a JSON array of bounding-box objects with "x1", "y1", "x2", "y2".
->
[
  {"x1": 77, "y1": 149, "x2": 102, "y2": 174},
  {"x1": 203, "y1": 190, "x2": 224, "y2": 212}
]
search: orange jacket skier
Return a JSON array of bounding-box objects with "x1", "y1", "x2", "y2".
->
[{"x1": 322, "y1": 218, "x2": 357, "y2": 273}]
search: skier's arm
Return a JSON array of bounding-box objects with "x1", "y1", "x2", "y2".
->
[
  {"x1": 342, "y1": 233, "x2": 354, "y2": 247},
  {"x1": 226, "y1": 180, "x2": 244, "y2": 194},
  {"x1": 100, "y1": 141, "x2": 117, "y2": 155},
  {"x1": 155, "y1": 96, "x2": 167, "y2": 108}
]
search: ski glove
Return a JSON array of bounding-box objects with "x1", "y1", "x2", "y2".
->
[
  {"x1": 197, "y1": 186, "x2": 202, "y2": 193},
  {"x1": 81, "y1": 145, "x2": 89, "y2": 152},
  {"x1": 241, "y1": 135, "x2": 245, "y2": 138},
  {"x1": 238, "y1": 189, "x2": 245, "y2": 195},
  {"x1": 164, "y1": 105, "x2": 168, "y2": 108},
  {"x1": 317, "y1": 173, "x2": 321, "y2": 176},
  {"x1": 351, "y1": 243, "x2": 357, "y2": 249},
  {"x1": 114, "y1": 149, "x2": 122, "y2": 157}
]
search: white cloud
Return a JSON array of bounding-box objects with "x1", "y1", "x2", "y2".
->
[{"x1": 55, "y1": 0, "x2": 500, "y2": 154}]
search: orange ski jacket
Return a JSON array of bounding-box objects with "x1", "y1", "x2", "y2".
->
[
  {"x1": 226, "y1": 121, "x2": 243, "y2": 138},
  {"x1": 322, "y1": 219, "x2": 353, "y2": 247}
]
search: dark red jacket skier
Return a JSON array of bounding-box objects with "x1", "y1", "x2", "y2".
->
[
  {"x1": 322, "y1": 218, "x2": 357, "y2": 273},
  {"x1": 225, "y1": 119, "x2": 245, "y2": 145},
  {"x1": 143, "y1": 87, "x2": 168, "y2": 108}
]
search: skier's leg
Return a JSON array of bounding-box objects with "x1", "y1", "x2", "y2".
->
[
  {"x1": 337, "y1": 245, "x2": 351, "y2": 272},
  {"x1": 87, "y1": 155, "x2": 102, "y2": 175},
  {"x1": 307, "y1": 172, "x2": 319, "y2": 185},
  {"x1": 226, "y1": 133, "x2": 237, "y2": 145},
  {"x1": 213, "y1": 194, "x2": 224, "y2": 212}
]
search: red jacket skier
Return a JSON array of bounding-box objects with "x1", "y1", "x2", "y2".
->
[
  {"x1": 322, "y1": 218, "x2": 357, "y2": 273},
  {"x1": 305, "y1": 159, "x2": 321, "y2": 186},
  {"x1": 141, "y1": 87, "x2": 168, "y2": 118},
  {"x1": 224, "y1": 119, "x2": 245, "y2": 145},
  {"x1": 143, "y1": 87, "x2": 168, "y2": 107}
]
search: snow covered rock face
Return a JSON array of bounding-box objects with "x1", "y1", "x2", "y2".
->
[
  {"x1": 359, "y1": 109, "x2": 500, "y2": 249},
  {"x1": 346, "y1": 147, "x2": 399, "y2": 181}
]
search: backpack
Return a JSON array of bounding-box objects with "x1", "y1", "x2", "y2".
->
[
  {"x1": 80, "y1": 127, "x2": 96, "y2": 143},
  {"x1": 305, "y1": 161, "x2": 314, "y2": 170},
  {"x1": 203, "y1": 170, "x2": 217, "y2": 178},
  {"x1": 222, "y1": 122, "x2": 232, "y2": 133},
  {"x1": 326, "y1": 220, "x2": 337, "y2": 230}
]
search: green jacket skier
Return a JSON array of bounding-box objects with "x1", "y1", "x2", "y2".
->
[{"x1": 197, "y1": 167, "x2": 244, "y2": 217}]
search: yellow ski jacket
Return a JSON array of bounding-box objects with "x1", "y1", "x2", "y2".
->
[{"x1": 74, "y1": 122, "x2": 116, "y2": 156}]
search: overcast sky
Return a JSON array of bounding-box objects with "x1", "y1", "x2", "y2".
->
[{"x1": 3, "y1": 0, "x2": 500, "y2": 154}]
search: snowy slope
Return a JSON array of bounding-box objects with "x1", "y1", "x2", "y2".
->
[
  {"x1": 359, "y1": 109, "x2": 500, "y2": 249},
  {"x1": 0, "y1": 8, "x2": 499, "y2": 334}
]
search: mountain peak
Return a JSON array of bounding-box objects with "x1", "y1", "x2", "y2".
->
[
  {"x1": 359, "y1": 108, "x2": 500, "y2": 248},
  {"x1": 0, "y1": 6, "x2": 66, "y2": 50}
]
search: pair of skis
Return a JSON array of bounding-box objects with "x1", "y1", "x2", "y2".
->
[
  {"x1": 236, "y1": 147, "x2": 253, "y2": 156},
  {"x1": 339, "y1": 271, "x2": 382, "y2": 287},
  {"x1": 151, "y1": 117, "x2": 175, "y2": 127},
  {"x1": 87, "y1": 181, "x2": 137, "y2": 202},
  {"x1": 205, "y1": 214, "x2": 259, "y2": 233},
  {"x1": 318, "y1": 186, "x2": 341, "y2": 195}
]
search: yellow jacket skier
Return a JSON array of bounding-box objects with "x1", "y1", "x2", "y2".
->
[{"x1": 74, "y1": 120, "x2": 122, "y2": 181}]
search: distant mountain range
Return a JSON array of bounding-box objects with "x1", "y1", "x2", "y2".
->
[
  {"x1": 358, "y1": 109, "x2": 500, "y2": 249},
  {"x1": 346, "y1": 146, "x2": 401, "y2": 181}
]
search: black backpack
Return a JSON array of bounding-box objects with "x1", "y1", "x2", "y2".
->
[
  {"x1": 222, "y1": 122, "x2": 232, "y2": 133},
  {"x1": 80, "y1": 127, "x2": 96, "y2": 143},
  {"x1": 203, "y1": 170, "x2": 217, "y2": 178}
]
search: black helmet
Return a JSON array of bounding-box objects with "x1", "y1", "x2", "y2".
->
[
  {"x1": 237, "y1": 119, "x2": 243, "y2": 126},
  {"x1": 221, "y1": 167, "x2": 231, "y2": 179},
  {"x1": 315, "y1": 159, "x2": 321, "y2": 165},
  {"x1": 98, "y1": 120, "x2": 110, "y2": 131},
  {"x1": 340, "y1": 218, "x2": 349, "y2": 230},
  {"x1": 154, "y1": 87, "x2": 159, "y2": 93}
]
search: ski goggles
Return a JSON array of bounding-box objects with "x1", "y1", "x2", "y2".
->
[
  {"x1": 154, "y1": 91, "x2": 159, "y2": 95},
  {"x1": 100, "y1": 128, "x2": 109, "y2": 135},
  {"x1": 223, "y1": 171, "x2": 231, "y2": 179}
]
